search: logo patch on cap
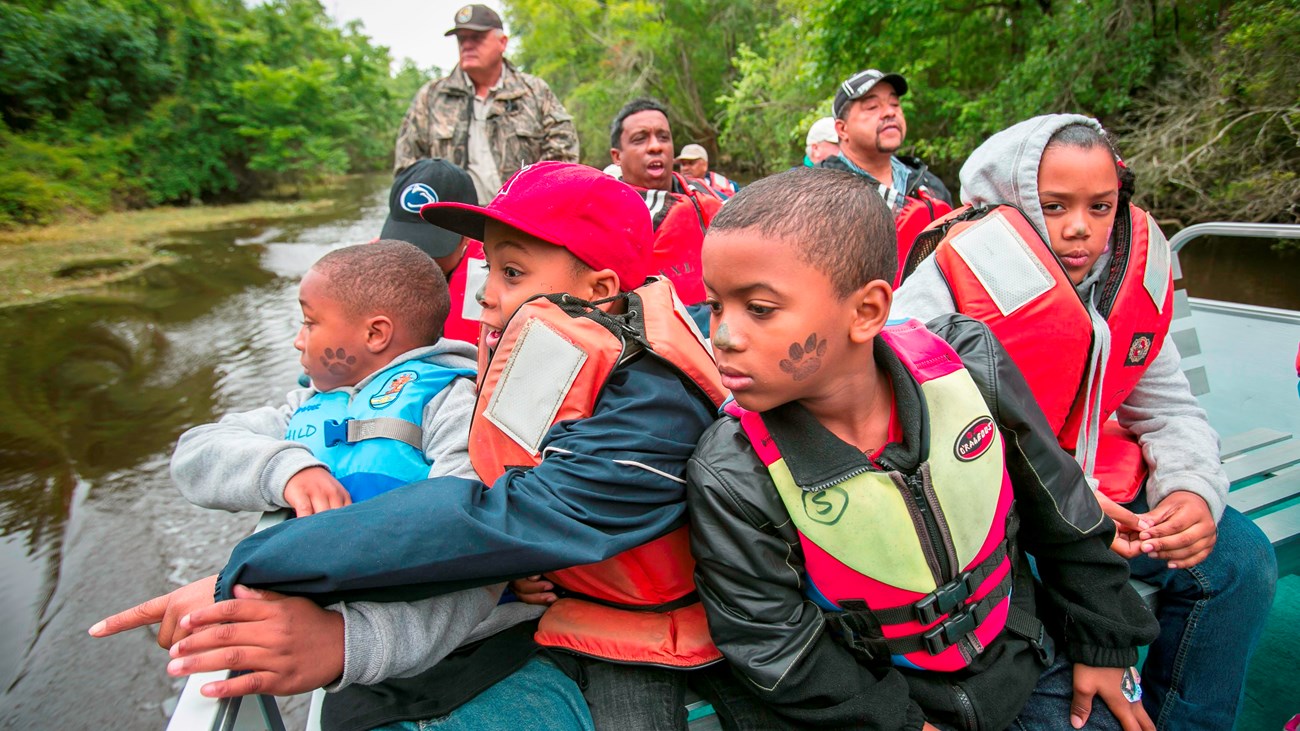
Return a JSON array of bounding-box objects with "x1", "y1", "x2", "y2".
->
[
  {"x1": 954, "y1": 416, "x2": 996, "y2": 462},
  {"x1": 1126, "y1": 332, "x2": 1154, "y2": 366},
  {"x1": 456, "y1": 5, "x2": 473, "y2": 23},
  {"x1": 400, "y1": 183, "x2": 439, "y2": 213}
]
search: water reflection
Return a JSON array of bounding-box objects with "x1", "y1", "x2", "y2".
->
[
  {"x1": 0, "y1": 174, "x2": 387, "y2": 726},
  {"x1": 1177, "y1": 235, "x2": 1300, "y2": 310}
]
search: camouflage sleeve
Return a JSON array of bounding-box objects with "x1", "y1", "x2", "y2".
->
[
  {"x1": 536, "y1": 81, "x2": 579, "y2": 163},
  {"x1": 394, "y1": 82, "x2": 433, "y2": 174}
]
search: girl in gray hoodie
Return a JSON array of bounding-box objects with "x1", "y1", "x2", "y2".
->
[{"x1": 894, "y1": 114, "x2": 1276, "y2": 731}]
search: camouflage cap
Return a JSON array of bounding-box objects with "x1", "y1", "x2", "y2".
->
[{"x1": 444, "y1": 4, "x2": 503, "y2": 36}]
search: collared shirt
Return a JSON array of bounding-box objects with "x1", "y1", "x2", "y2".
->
[
  {"x1": 835, "y1": 153, "x2": 911, "y2": 215},
  {"x1": 465, "y1": 71, "x2": 505, "y2": 204}
]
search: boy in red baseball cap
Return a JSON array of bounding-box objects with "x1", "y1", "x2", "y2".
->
[{"x1": 94, "y1": 163, "x2": 784, "y2": 730}]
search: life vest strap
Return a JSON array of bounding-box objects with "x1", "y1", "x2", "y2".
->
[
  {"x1": 323, "y1": 417, "x2": 423, "y2": 451},
  {"x1": 830, "y1": 581, "x2": 1010, "y2": 660},
  {"x1": 551, "y1": 586, "x2": 701, "y2": 613},
  {"x1": 839, "y1": 543, "x2": 1008, "y2": 627}
]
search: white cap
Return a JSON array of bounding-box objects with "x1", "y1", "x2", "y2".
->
[
  {"x1": 806, "y1": 117, "x2": 839, "y2": 146},
  {"x1": 602, "y1": 163, "x2": 623, "y2": 179},
  {"x1": 675, "y1": 143, "x2": 708, "y2": 162}
]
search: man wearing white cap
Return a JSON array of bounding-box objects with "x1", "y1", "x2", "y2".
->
[
  {"x1": 675, "y1": 143, "x2": 740, "y2": 200},
  {"x1": 804, "y1": 117, "x2": 840, "y2": 166}
]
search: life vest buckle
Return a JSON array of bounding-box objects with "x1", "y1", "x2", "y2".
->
[
  {"x1": 922, "y1": 605, "x2": 979, "y2": 656},
  {"x1": 323, "y1": 418, "x2": 353, "y2": 447},
  {"x1": 914, "y1": 570, "x2": 977, "y2": 625}
]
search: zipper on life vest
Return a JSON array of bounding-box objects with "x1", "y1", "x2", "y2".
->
[{"x1": 889, "y1": 470, "x2": 952, "y2": 587}]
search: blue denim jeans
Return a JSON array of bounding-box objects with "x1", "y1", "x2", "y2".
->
[
  {"x1": 1124, "y1": 497, "x2": 1277, "y2": 731},
  {"x1": 578, "y1": 659, "x2": 794, "y2": 731},
  {"x1": 371, "y1": 656, "x2": 594, "y2": 731},
  {"x1": 1013, "y1": 651, "x2": 1127, "y2": 730}
]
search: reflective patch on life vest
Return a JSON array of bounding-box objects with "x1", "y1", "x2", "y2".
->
[
  {"x1": 484, "y1": 318, "x2": 588, "y2": 456},
  {"x1": 1143, "y1": 213, "x2": 1170, "y2": 314},
  {"x1": 948, "y1": 213, "x2": 1054, "y2": 317}
]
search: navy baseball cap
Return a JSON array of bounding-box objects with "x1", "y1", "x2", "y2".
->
[{"x1": 380, "y1": 159, "x2": 478, "y2": 257}]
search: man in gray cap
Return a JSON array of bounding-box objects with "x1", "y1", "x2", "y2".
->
[
  {"x1": 817, "y1": 68, "x2": 952, "y2": 276},
  {"x1": 393, "y1": 4, "x2": 579, "y2": 204}
]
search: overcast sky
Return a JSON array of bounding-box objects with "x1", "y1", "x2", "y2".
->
[{"x1": 324, "y1": 0, "x2": 509, "y2": 74}]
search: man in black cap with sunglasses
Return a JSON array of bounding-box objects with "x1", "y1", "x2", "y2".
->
[
  {"x1": 818, "y1": 69, "x2": 953, "y2": 278},
  {"x1": 394, "y1": 4, "x2": 578, "y2": 205}
]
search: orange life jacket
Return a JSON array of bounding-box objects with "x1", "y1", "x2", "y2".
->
[
  {"x1": 469, "y1": 277, "x2": 728, "y2": 668},
  {"x1": 926, "y1": 204, "x2": 1174, "y2": 502},
  {"x1": 632, "y1": 174, "x2": 722, "y2": 306}
]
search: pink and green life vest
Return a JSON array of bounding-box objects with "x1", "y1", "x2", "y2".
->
[{"x1": 724, "y1": 320, "x2": 1016, "y2": 672}]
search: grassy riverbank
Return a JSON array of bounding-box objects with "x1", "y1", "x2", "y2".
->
[{"x1": 0, "y1": 197, "x2": 339, "y2": 309}]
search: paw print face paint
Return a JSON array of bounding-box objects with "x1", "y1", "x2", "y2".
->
[
  {"x1": 294, "y1": 269, "x2": 372, "y2": 392},
  {"x1": 779, "y1": 334, "x2": 827, "y2": 381}
]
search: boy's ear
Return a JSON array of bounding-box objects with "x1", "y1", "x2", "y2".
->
[
  {"x1": 364, "y1": 315, "x2": 395, "y2": 353},
  {"x1": 586, "y1": 268, "x2": 621, "y2": 302},
  {"x1": 847, "y1": 280, "x2": 893, "y2": 345}
]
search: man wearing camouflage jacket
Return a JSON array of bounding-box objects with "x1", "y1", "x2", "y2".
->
[{"x1": 394, "y1": 4, "x2": 579, "y2": 204}]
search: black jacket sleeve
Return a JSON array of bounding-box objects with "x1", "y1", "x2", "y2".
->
[
  {"x1": 926, "y1": 314, "x2": 1160, "y2": 666},
  {"x1": 688, "y1": 424, "x2": 928, "y2": 731}
]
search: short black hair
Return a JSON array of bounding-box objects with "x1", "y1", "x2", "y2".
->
[
  {"x1": 708, "y1": 167, "x2": 896, "y2": 297},
  {"x1": 311, "y1": 240, "x2": 450, "y2": 345},
  {"x1": 1046, "y1": 123, "x2": 1137, "y2": 206},
  {"x1": 610, "y1": 98, "x2": 670, "y2": 150}
]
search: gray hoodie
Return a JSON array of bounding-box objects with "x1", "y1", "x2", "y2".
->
[
  {"x1": 894, "y1": 113, "x2": 1228, "y2": 521},
  {"x1": 171, "y1": 339, "x2": 544, "y2": 688}
]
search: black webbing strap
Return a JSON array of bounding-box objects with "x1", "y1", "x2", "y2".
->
[
  {"x1": 839, "y1": 543, "x2": 1010, "y2": 628},
  {"x1": 830, "y1": 581, "x2": 1011, "y2": 659}
]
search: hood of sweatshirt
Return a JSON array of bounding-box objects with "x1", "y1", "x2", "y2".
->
[{"x1": 958, "y1": 113, "x2": 1103, "y2": 245}]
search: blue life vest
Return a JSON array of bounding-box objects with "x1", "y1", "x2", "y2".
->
[{"x1": 285, "y1": 357, "x2": 474, "y2": 501}]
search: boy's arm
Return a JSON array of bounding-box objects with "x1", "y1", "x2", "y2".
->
[
  {"x1": 171, "y1": 387, "x2": 324, "y2": 512},
  {"x1": 213, "y1": 356, "x2": 714, "y2": 603},
  {"x1": 421, "y1": 376, "x2": 477, "y2": 480},
  {"x1": 928, "y1": 315, "x2": 1159, "y2": 666},
  {"x1": 687, "y1": 424, "x2": 928, "y2": 731},
  {"x1": 1116, "y1": 337, "x2": 1228, "y2": 521},
  {"x1": 329, "y1": 584, "x2": 543, "y2": 688}
]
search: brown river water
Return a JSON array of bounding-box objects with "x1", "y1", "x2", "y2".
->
[{"x1": 0, "y1": 174, "x2": 1295, "y2": 727}]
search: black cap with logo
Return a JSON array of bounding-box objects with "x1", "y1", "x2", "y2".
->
[
  {"x1": 444, "y1": 4, "x2": 504, "y2": 36},
  {"x1": 380, "y1": 160, "x2": 478, "y2": 258},
  {"x1": 832, "y1": 69, "x2": 908, "y2": 118}
]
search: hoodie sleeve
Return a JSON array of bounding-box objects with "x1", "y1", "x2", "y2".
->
[
  {"x1": 1116, "y1": 337, "x2": 1228, "y2": 521},
  {"x1": 421, "y1": 376, "x2": 478, "y2": 480},
  {"x1": 213, "y1": 355, "x2": 715, "y2": 604},
  {"x1": 891, "y1": 255, "x2": 958, "y2": 322},
  {"x1": 171, "y1": 387, "x2": 324, "y2": 512},
  {"x1": 928, "y1": 315, "x2": 1159, "y2": 667}
]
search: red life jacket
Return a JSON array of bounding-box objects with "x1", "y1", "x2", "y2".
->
[
  {"x1": 893, "y1": 190, "x2": 953, "y2": 287},
  {"x1": 469, "y1": 277, "x2": 728, "y2": 668},
  {"x1": 727, "y1": 320, "x2": 1016, "y2": 672},
  {"x1": 630, "y1": 174, "x2": 721, "y2": 306},
  {"x1": 927, "y1": 204, "x2": 1174, "y2": 502},
  {"x1": 442, "y1": 240, "x2": 486, "y2": 346}
]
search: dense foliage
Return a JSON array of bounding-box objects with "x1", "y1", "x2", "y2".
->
[
  {"x1": 0, "y1": 0, "x2": 431, "y2": 227},
  {"x1": 508, "y1": 0, "x2": 1298, "y2": 225}
]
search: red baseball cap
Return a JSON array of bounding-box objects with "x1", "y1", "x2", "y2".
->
[{"x1": 420, "y1": 162, "x2": 653, "y2": 292}]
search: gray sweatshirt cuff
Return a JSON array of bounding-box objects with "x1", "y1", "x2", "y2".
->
[
  {"x1": 261, "y1": 449, "x2": 327, "y2": 508},
  {"x1": 1147, "y1": 474, "x2": 1226, "y2": 524},
  {"x1": 326, "y1": 602, "x2": 383, "y2": 691}
]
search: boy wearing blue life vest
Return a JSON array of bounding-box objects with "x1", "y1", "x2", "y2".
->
[
  {"x1": 893, "y1": 114, "x2": 1277, "y2": 731},
  {"x1": 689, "y1": 167, "x2": 1159, "y2": 730},
  {"x1": 171, "y1": 240, "x2": 478, "y2": 515}
]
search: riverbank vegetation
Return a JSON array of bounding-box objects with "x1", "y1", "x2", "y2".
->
[
  {"x1": 2, "y1": 0, "x2": 1294, "y2": 238},
  {"x1": 0, "y1": 0, "x2": 429, "y2": 229},
  {"x1": 508, "y1": 0, "x2": 1298, "y2": 230}
]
